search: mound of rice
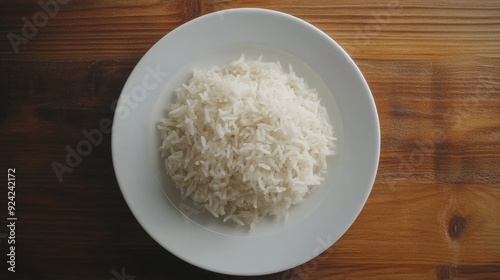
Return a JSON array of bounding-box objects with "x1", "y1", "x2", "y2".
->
[{"x1": 158, "y1": 55, "x2": 335, "y2": 227}]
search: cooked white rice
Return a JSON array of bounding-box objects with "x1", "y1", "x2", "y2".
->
[{"x1": 158, "y1": 55, "x2": 335, "y2": 227}]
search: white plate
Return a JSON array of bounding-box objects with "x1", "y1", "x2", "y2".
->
[{"x1": 112, "y1": 8, "x2": 379, "y2": 276}]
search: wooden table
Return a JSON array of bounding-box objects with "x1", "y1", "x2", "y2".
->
[{"x1": 1, "y1": 0, "x2": 499, "y2": 279}]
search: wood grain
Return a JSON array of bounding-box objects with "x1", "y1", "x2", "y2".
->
[{"x1": 1, "y1": 0, "x2": 499, "y2": 279}]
